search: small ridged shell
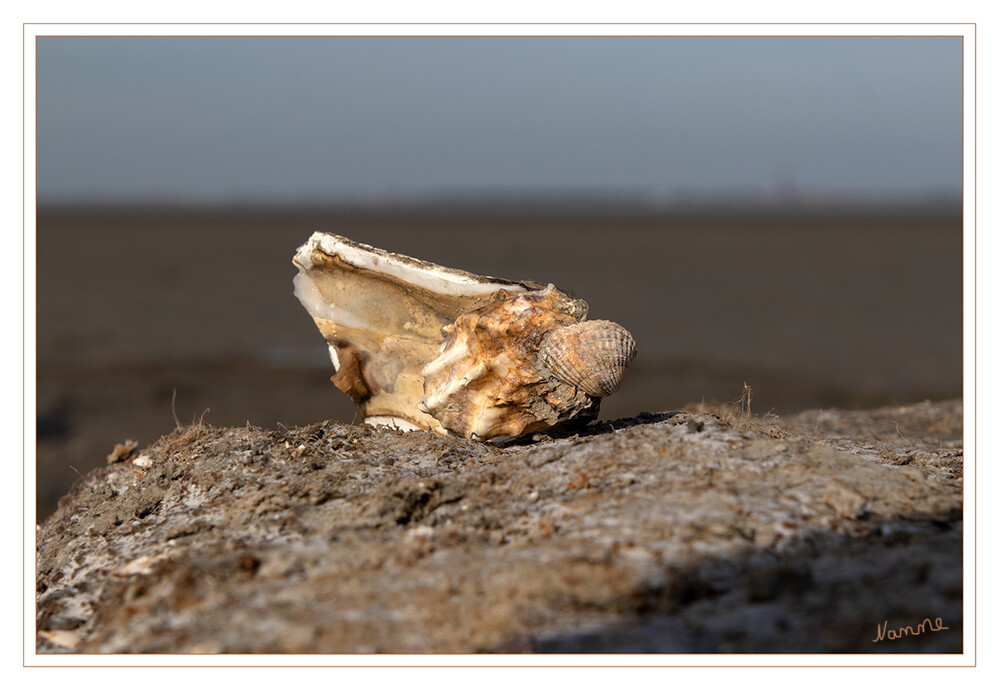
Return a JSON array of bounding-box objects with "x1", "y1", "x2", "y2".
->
[{"x1": 538, "y1": 320, "x2": 637, "y2": 397}]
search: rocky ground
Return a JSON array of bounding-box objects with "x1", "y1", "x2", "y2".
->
[{"x1": 35, "y1": 399, "x2": 964, "y2": 654}]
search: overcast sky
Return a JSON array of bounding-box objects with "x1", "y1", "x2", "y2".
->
[{"x1": 35, "y1": 36, "x2": 963, "y2": 204}]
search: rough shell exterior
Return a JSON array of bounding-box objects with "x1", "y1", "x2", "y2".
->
[
  {"x1": 538, "y1": 320, "x2": 638, "y2": 398},
  {"x1": 420, "y1": 290, "x2": 598, "y2": 440}
]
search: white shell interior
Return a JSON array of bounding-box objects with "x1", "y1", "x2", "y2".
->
[{"x1": 294, "y1": 232, "x2": 526, "y2": 298}]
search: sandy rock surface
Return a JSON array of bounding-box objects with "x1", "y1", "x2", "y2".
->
[{"x1": 36, "y1": 400, "x2": 963, "y2": 654}]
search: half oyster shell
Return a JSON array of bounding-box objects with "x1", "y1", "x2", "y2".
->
[{"x1": 293, "y1": 232, "x2": 636, "y2": 439}]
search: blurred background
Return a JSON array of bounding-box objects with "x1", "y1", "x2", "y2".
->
[{"x1": 34, "y1": 36, "x2": 964, "y2": 520}]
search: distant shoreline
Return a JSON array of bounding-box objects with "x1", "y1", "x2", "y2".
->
[{"x1": 35, "y1": 195, "x2": 963, "y2": 219}]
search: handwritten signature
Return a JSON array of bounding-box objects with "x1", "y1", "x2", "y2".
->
[{"x1": 873, "y1": 617, "x2": 949, "y2": 643}]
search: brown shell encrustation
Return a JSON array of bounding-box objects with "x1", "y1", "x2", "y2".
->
[{"x1": 420, "y1": 289, "x2": 598, "y2": 440}]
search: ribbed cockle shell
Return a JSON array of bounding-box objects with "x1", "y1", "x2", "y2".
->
[{"x1": 538, "y1": 320, "x2": 638, "y2": 397}]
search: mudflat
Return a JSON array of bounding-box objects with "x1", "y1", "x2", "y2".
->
[{"x1": 34, "y1": 206, "x2": 963, "y2": 520}]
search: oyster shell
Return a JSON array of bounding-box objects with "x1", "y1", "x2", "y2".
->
[{"x1": 293, "y1": 232, "x2": 637, "y2": 439}]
